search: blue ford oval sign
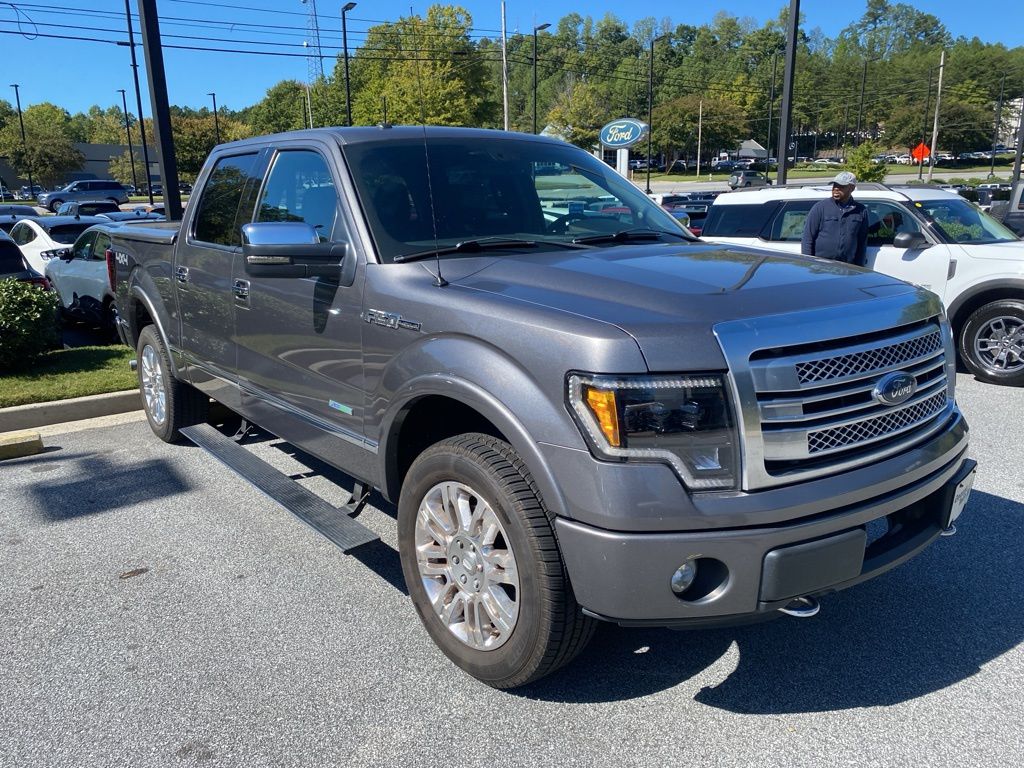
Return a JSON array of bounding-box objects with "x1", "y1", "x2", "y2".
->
[
  {"x1": 600, "y1": 119, "x2": 649, "y2": 149},
  {"x1": 872, "y1": 371, "x2": 917, "y2": 406}
]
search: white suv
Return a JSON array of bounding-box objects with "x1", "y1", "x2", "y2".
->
[{"x1": 701, "y1": 183, "x2": 1024, "y2": 386}]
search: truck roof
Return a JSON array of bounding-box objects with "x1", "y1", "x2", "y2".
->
[
  {"x1": 213, "y1": 125, "x2": 564, "y2": 150},
  {"x1": 713, "y1": 182, "x2": 963, "y2": 205}
]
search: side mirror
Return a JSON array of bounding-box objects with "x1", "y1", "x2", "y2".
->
[
  {"x1": 893, "y1": 231, "x2": 930, "y2": 250},
  {"x1": 240, "y1": 222, "x2": 346, "y2": 278}
]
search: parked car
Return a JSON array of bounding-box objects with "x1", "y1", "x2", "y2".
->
[
  {"x1": 0, "y1": 204, "x2": 40, "y2": 234},
  {"x1": 727, "y1": 170, "x2": 771, "y2": 189},
  {"x1": 97, "y1": 210, "x2": 165, "y2": 223},
  {"x1": 44, "y1": 225, "x2": 117, "y2": 328},
  {"x1": 14, "y1": 184, "x2": 44, "y2": 200},
  {"x1": 701, "y1": 182, "x2": 1024, "y2": 385},
  {"x1": 55, "y1": 200, "x2": 122, "y2": 217},
  {"x1": 38, "y1": 180, "x2": 129, "y2": 212},
  {"x1": 0, "y1": 229, "x2": 49, "y2": 290},
  {"x1": 0, "y1": 187, "x2": 14, "y2": 202},
  {"x1": 710, "y1": 159, "x2": 737, "y2": 172},
  {"x1": 7, "y1": 216, "x2": 108, "y2": 273},
  {"x1": 667, "y1": 159, "x2": 688, "y2": 173},
  {"x1": 103, "y1": 127, "x2": 972, "y2": 689}
]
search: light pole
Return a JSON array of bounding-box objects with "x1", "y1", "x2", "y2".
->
[
  {"x1": 8, "y1": 84, "x2": 33, "y2": 196},
  {"x1": 121, "y1": 0, "x2": 154, "y2": 204},
  {"x1": 646, "y1": 34, "x2": 669, "y2": 194},
  {"x1": 207, "y1": 92, "x2": 220, "y2": 144},
  {"x1": 117, "y1": 88, "x2": 139, "y2": 193},
  {"x1": 532, "y1": 23, "x2": 549, "y2": 134},
  {"x1": 342, "y1": 2, "x2": 356, "y2": 126},
  {"x1": 775, "y1": 0, "x2": 800, "y2": 185}
]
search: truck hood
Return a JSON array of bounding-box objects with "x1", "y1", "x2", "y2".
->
[{"x1": 451, "y1": 242, "x2": 919, "y2": 371}]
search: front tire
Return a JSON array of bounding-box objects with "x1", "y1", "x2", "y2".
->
[
  {"x1": 398, "y1": 433, "x2": 595, "y2": 688},
  {"x1": 48, "y1": 199, "x2": 63, "y2": 212},
  {"x1": 959, "y1": 299, "x2": 1024, "y2": 386},
  {"x1": 136, "y1": 325, "x2": 208, "y2": 441}
]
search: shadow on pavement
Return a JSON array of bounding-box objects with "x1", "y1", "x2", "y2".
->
[{"x1": 518, "y1": 490, "x2": 1024, "y2": 710}]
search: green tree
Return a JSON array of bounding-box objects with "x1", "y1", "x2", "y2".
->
[
  {"x1": 845, "y1": 141, "x2": 887, "y2": 182},
  {"x1": 171, "y1": 115, "x2": 219, "y2": 179},
  {"x1": 108, "y1": 149, "x2": 143, "y2": 187},
  {"x1": 545, "y1": 80, "x2": 610, "y2": 148},
  {"x1": 0, "y1": 102, "x2": 83, "y2": 186},
  {"x1": 652, "y1": 94, "x2": 747, "y2": 163},
  {"x1": 249, "y1": 80, "x2": 309, "y2": 135}
]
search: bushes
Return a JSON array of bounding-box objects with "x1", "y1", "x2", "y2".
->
[{"x1": 0, "y1": 279, "x2": 60, "y2": 371}]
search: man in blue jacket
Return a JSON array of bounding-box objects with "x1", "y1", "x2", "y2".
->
[{"x1": 801, "y1": 171, "x2": 869, "y2": 266}]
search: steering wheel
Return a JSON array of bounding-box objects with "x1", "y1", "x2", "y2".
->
[{"x1": 546, "y1": 211, "x2": 588, "y2": 235}]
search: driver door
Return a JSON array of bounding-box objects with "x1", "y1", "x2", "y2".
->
[{"x1": 863, "y1": 201, "x2": 951, "y2": 300}]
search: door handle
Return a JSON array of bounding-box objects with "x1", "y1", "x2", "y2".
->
[
  {"x1": 175, "y1": 266, "x2": 189, "y2": 284},
  {"x1": 232, "y1": 279, "x2": 250, "y2": 299}
]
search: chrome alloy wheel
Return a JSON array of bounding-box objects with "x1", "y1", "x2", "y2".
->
[
  {"x1": 140, "y1": 343, "x2": 167, "y2": 426},
  {"x1": 414, "y1": 481, "x2": 520, "y2": 651},
  {"x1": 974, "y1": 315, "x2": 1024, "y2": 374}
]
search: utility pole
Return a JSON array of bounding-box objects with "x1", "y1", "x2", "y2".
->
[
  {"x1": 918, "y1": 67, "x2": 934, "y2": 182},
  {"x1": 856, "y1": 59, "x2": 868, "y2": 146},
  {"x1": 775, "y1": 0, "x2": 800, "y2": 185},
  {"x1": 990, "y1": 75, "x2": 1006, "y2": 179},
  {"x1": 117, "y1": 88, "x2": 139, "y2": 192},
  {"x1": 1014, "y1": 87, "x2": 1024, "y2": 184},
  {"x1": 207, "y1": 92, "x2": 220, "y2": 144},
  {"x1": 766, "y1": 54, "x2": 777, "y2": 169},
  {"x1": 532, "y1": 23, "x2": 549, "y2": 134},
  {"x1": 646, "y1": 36, "x2": 654, "y2": 193},
  {"x1": 696, "y1": 99, "x2": 703, "y2": 177},
  {"x1": 341, "y1": 2, "x2": 355, "y2": 126},
  {"x1": 927, "y1": 50, "x2": 946, "y2": 183},
  {"x1": 8, "y1": 84, "x2": 33, "y2": 195},
  {"x1": 500, "y1": 1, "x2": 509, "y2": 131},
  {"x1": 122, "y1": 0, "x2": 154, "y2": 205},
  {"x1": 137, "y1": 0, "x2": 183, "y2": 220}
]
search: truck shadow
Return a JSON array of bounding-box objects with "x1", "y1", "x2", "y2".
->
[{"x1": 518, "y1": 490, "x2": 1024, "y2": 711}]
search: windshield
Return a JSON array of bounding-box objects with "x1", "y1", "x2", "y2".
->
[
  {"x1": 48, "y1": 223, "x2": 93, "y2": 244},
  {"x1": 916, "y1": 198, "x2": 1019, "y2": 244},
  {"x1": 343, "y1": 135, "x2": 695, "y2": 263}
]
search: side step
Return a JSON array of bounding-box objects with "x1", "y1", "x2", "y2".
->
[{"x1": 181, "y1": 423, "x2": 379, "y2": 553}]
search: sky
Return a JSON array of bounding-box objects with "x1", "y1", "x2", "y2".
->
[{"x1": 2, "y1": 0, "x2": 1021, "y2": 117}]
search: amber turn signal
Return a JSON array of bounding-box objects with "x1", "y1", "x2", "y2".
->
[{"x1": 584, "y1": 386, "x2": 620, "y2": 447}]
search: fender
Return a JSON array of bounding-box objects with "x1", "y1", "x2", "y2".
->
[
  {"x1": 128, "y1": 281, "x2": 181, "y2": 377},
  {"x1": 377, "y1": 371, "x2": 575, "y2": 521},
  {"x1": 947, "y1": 277, "x2": 1024, "y2": 328}
]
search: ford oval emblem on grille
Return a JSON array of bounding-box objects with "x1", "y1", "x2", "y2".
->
[{"x1": 873, "y1": 372, "x2": 917, "y2": 406}]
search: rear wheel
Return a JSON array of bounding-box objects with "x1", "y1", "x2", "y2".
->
[
  {"x1": 136, "y1": 325, "x2": 208, "y2": 441},
  {"x1": 48, "y1": 199, "x2": 63, "y2": 212},
  {"x1": 959, "y1": 299, "x2": 1024, "y2": 386},
  {"x1": 398, "y1": 433, "x2": 595, "y2": 688}
]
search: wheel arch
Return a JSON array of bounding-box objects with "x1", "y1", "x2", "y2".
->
[
  {"x1": 126, "y1": 285, "x2": 180, "y2": 377},
  {"x1": 948, "y1": 280, "x2": 1024, "y2": 343}
]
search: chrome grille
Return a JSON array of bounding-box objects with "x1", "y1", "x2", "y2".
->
[
  {"x1": 807, "y1": 390, "x2": 947, "y2": 454},
  {"x1": 796, "y1": 330, "x2": 942, "y2": 384}
]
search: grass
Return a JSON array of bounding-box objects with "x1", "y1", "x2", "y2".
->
[{"x1": 0, "y1": 345, "x2": 136, "y2": 408}]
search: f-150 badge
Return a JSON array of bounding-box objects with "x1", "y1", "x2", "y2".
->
[{"x1": 361, "y1": 308, "x2": 421, "y2": 332}]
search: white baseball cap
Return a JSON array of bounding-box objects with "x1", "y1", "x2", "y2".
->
[{"x1": 832, "y1": 171, "x2": 857, "y2": 186}]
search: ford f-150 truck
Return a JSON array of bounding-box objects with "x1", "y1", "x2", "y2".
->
[{"x1": 106, "y1": 127, "x2": 974, "y2": 688}]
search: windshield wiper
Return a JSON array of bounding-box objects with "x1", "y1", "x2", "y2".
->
[
  {"x1": 571, "y1": 228, "x2": 692, "y2": 245},
  {"x1": 394, "y1": 238, "x2": 540, "y2": 263}
]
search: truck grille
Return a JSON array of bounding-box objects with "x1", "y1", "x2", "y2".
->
[{"x1": 751, "y1": 321, "x2": 953, "y2": 477}]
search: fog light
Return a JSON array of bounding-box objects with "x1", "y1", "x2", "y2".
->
[{"x1": 670, "y1": 561, "x2": 698, "y2": 594}]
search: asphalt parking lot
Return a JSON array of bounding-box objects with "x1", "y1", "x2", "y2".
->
[{"x1": 1, "y1": 373, "x2": 1022, "y2": 768}]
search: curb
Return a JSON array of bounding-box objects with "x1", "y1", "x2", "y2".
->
[{"x1": 0, "y1": 390, "x2": 141, "y2": 433}]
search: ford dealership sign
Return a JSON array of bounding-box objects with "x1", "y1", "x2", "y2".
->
[{"x1": 599, "y1": 119, "x2": 648, "y2": 148}]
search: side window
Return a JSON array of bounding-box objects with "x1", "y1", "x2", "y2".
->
[
  {"x1": 256, "y1": 150, "x2": 339, "y2": 241},
  {"x1": 768, "y1": 201, "x2": 815, "y2": 242},
  {"x1": 864, "y1": 202, "x2": 921, "y2": 246},
  {"x1": 12, "y1": 224, "x2": 36, "y2": 245},
  {"x1": 192, "y1": 153, "x2": 260, "y2": 246},
  {"x1": 702, "y1": 203, "x2": 779, "y2": 237},
  {"x1": 81, "y1": 182, "x2": 94, "y2": 192},
  {"x1": 73, "y1": 232, "x2": 96, "y2": 260},
  {"x1": 91, "y1": 233, "x2": 112, "y2": 260}
]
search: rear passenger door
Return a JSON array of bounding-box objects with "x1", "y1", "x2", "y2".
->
[
  {"x1": 176, "y1": 150, "x2": 265, "y2": 410},
  {"x1": 235, "y1": 142, "x2": 370, "y2": 477}
]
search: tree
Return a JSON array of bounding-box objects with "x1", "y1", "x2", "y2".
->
[
  {"x1": 171, "y1": 115, "x2": 219, "y2": 179},
  {"x1": 652, "y1": 94, "x2": 747, "y2": 162},
  {"x1": 249, "y1": 80, "x2": 309, "y2": 135},
  {"x1": 845, "y1": 141, "x2": 887, "y2": 182},
  {"x1": 108, "y1": 149, "x2": 143, "y2": 187},
  {"x1": 545, "y1": 80, "x2": 610, "y2": 148},
  {"x1": 0, "y1": 102, "x2": 83, "y2": 186}
]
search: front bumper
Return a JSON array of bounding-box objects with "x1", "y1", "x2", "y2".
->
[{"x1": 555, "y1": 416, "x2": 972, "y2": 625}]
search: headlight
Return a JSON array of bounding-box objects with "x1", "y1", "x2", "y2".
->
[{"x1": 567, "y1": 373, "x2": 739, "y2": 490}]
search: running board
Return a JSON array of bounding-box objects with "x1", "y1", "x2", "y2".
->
[{"x1": 181, "y1": 423, "x2": 379, "y2": 553}]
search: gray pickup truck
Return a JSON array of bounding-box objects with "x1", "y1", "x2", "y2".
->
[{"x1": 105, "y1": 127, "x2": 974, "y2": 688}]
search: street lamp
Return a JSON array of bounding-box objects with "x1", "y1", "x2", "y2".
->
[
  {"x1": 207, "y1": 92, "x2": 220, "y2": 144},
  {"x1": 117, "y1": 88, "x2": 139, "y2": 192},
  {"x1": 8, "y1": 84, "x2": 33, "y2": 197},
  {"x1": 646, "y1": 34, "x2": 669, "y2": 194},
  {"x1": 342, "y1": 2, "x2": 356, "y2": 127},
  {"x1": 532, "y1": 23, "x2": 550, "y2": 134}
]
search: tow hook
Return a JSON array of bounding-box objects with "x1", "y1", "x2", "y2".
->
[
  {"x1": 940, "y1": 524, "x2": 957, "y2": 537},
  {"x1": 778, "y1": 596, "x2": 820, "y2": 618}
]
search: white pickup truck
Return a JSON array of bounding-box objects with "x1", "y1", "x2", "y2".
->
[{"x1": 701, "y1": 183, "x2": 1024, "y2": 386}]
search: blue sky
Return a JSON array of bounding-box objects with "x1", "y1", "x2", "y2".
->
[{"x1": 2, "y1": 0, "x2": 1021, "y2": 116}]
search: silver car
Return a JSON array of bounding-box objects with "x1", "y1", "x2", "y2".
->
[{"x1": 38, "y1": 180, "x2": 128, "y2": 212}]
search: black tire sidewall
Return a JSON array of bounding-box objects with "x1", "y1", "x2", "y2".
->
[
  {"x1": 959, "y1": 300, "x2": 1024, "y2": 386},
  {"x1": 398, "y1": 439, "x2": 549, "y2": 686},
  {"x1": 136, "y1": 325, "x2": 176, "y2": 441}
]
